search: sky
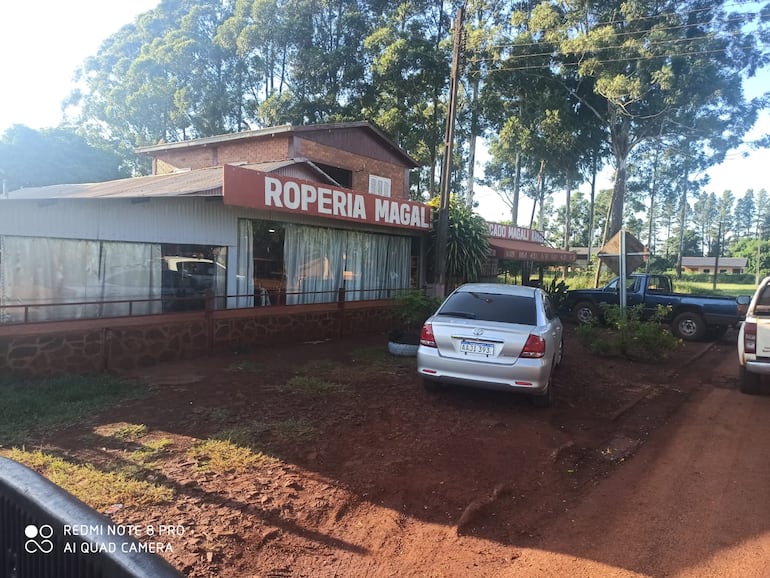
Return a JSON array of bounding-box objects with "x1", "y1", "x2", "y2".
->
[{"x1": 1, "y1": 0, "x2": 768, "y2": 225}]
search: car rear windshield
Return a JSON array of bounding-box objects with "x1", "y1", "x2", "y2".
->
[{"x1": 437, "y1": 292, "x2": 537, "y2": 325}]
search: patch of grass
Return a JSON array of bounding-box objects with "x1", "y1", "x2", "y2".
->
[
  {"x1": 2, "y1": 448, "x2": 174, "y2": 510},
  {"x1": 129, "y1": 437, "x2": 173, "y2": 465},
  {"x1": 100, "y1": 423, "x2": 148, "y2": 441},
  {"x1": 186, "y1": 439, "x2": 276, "y2": 474},
  {"x1": 213, "y1": 418, "x2": 316, "y2": 449},
  {"x1": 272, "y1": 418, "x2": 315, "y2": 440},
  {"x1": 0, "y1": 373, "x2": 147, "y2": 447},
  {"x1": 280, "y1": 375, "x2": 346, "y2": 394}
]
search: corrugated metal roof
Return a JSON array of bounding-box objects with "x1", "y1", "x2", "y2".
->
[{"x1": 3, "y1": 160, "x2": 336, "y2": 200}]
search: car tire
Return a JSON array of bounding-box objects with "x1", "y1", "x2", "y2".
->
[
  {"x1": 672, "y1": 311, "x2": 706, "y2": 341},
  {"x1": 573, "y1": 301, "x2": 598, "y2": 325},
  {"x1": 530, "y1": 372, "x2": 553, "y2": 408},
  {"x1": 556, "y1": 338, "x2": 564, "y2": 366},
  {"x1": 739, "y1": 365, "x2": 761, "y2": 394}
]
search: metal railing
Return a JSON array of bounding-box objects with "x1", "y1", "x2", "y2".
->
[
  {"x1": 0, "y1": 286, "x2": 416, "y2": 327},
  {"x1": 0, "y1": 457, "x2": 183, "y2": 578}
]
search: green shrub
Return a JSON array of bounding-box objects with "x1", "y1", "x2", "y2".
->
[
  {"x1": 391, "y1": 290, "x2": 442, "y2": 331},
  {"x1": 544, "y1": 278, "x2": 570, "y2": 309},
  {"x1": 576, "y1": 304, "x2": 682, "y2": 362}
]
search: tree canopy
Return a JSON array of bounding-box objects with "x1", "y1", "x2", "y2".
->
[{"x1": 6, "y1": 0, "x2": 767, "y2": 273}]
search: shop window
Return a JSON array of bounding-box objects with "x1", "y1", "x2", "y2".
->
[
  {"x1": 251, "y1": 221, "x2": 285, "y2": 305},
  {"x1": 160, "y1": 244, "x2": 227, "y2": 312}
]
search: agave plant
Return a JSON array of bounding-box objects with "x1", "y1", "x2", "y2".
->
[{"x1": 427, "y1": 195, "x2": 490, "y2": 288}]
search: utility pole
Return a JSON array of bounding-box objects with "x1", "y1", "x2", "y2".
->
[{"x1": 435, "y1": 4, "x2": 465, "y2": 297}]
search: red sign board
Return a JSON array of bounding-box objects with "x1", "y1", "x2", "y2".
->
[{"x1": 223, "y1": 165, "x2": 431, "y2": 231}]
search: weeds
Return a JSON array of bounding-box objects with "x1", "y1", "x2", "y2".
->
[
  {"x1": 576, "y1": 304, "x2": 683, "y2": 361},
  {"x1": 186, "y1": 439, "x2": 276, "y2": 474},
  {"x1": 101, "y1": 423, "x2": 148, "y2": 441},
  {"x1": 2, "y1": 448, "x2": 174, "y2": 510},
  {"x1": 0, "y1": 373, "x2": 146, "y2": 447}
]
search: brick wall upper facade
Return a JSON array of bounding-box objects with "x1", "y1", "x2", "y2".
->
[
  {"x1": 148, "y1": 127, "x2": 413, "y2": 200},
  {"x1": 153, "y1": 136, "x2": 292, "y2": 175},
  {"x1": 296, "y1": 138, "x2": 408, "y2": 199}
]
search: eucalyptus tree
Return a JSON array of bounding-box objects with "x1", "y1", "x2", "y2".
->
[
  {"x1": 362, "y1": 0, "x2": 451, "y2": 198},
  {"x1": 526, "y1": 0, "x2": 767, "y2": 241},
  {"x1": 282, "y1": 0, "x2": 373, "y2": 123},
  {"x1": 478, "y1": 0, "x2": 560, "y2": 225},
  {"x1": 711, "y1": 190, "x2": 735, "y2": 258},
  {"x1": 733, "y1": 189, "x2": 756, "y2": 240},
  {"x1": 215, "y1": 0, "x2": 296, "y2": 123},
  {"x1": 692, "y1": 191, "x2": 718, "y2": 255},
  {"x1": 69, "y1": 0, "x2": 242, "y2": 171}
]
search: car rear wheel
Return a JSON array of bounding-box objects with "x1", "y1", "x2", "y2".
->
[
  {"x1": 530, "y1": 371, "x2": 554, "y2": 408},
  {"x1": 672, "y1": 311, "x2": 706, "y2": 341},
  {"x1": 573, "y1": 301, "x2": 598, "y2": 325},
  {"x1": 739, "y1": 366, "x2": 761, "y2": 394}
]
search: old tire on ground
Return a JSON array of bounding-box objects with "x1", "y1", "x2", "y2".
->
[
  {"x1": 672, "y1": 311, "x2": 706, "y2": 341},
  {"x1": 574, "y1": 301, "x2": 598, "y2": 325},
  {"x1": 739, "y1": 365, "x2": 761, "y2": 394}
]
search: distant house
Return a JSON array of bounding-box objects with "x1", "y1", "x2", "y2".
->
[{"x1": 681, "y1": 257, "x2": 747, "y2": 275}]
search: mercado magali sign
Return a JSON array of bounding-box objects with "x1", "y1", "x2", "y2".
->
[
  {"x1": 223, "y1": 165, "x2": 431, "y2": 231},
  {"x1": 487, "y1": 222, "x2": 545, "y2": 244},
  {"x1": 486, "y1": 221, "x2": 575, "y2": 262}
]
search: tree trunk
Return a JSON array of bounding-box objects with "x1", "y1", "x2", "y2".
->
[
  {"x1": 646, "y1": 148, "x2": 660, "y2": 272},
  {"x1": 512, "y1": 152, "x2": 522, "y2": 225},
  {"x1": 676, "y1": 161, "x2": 689, "y2": 279},
  {"x1": 609, "y1": 111, "x2": 631, "y2": 240}
]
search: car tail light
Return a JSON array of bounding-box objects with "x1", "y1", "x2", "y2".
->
[
  {"x1": 420, "y1": 323, "x2": 437, "y2": 347},
  {"x1": 744, "y1": 321, "x2": 757, "y2": 354},
  {"x1": 520, "y1": 334, "x2": 546, "y2": 358}
]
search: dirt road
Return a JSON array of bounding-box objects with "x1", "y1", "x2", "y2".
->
[{"x1": 506, "y1": 341, "x2": 770, "y2": 578}]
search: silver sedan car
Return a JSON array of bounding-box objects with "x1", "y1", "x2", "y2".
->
[{"x1": 417, "y1": 283, "x2": 563, "y2": 407}]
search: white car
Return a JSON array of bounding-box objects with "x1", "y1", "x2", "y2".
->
[
  {"x1": 417, "y1": 283, "x2": 563, "y2": 407},
  {"x1": 738, "y1": 276, "x2": 770, "y2": 394}
]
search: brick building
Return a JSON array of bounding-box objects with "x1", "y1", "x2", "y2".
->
[{"x1": 0, "y1": 122, "x2": 427, "y2": 323}]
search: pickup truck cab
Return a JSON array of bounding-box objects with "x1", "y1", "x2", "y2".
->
[
  {"x1": 737, "y1": 276, "x2": 770, "y2": 393},
  {"x1": 563, "y1": 273, "x2": 748, "y2": 341}
]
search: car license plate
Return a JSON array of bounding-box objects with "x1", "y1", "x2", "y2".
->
[{"x1": 460, "y1": 340, "x2": 494, "y2": 356}]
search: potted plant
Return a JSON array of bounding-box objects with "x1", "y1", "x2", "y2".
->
[{"x1": 387, "y1": 290, "x2": 442, "y2": 356}]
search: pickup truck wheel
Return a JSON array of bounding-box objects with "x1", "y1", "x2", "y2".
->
[
  {"x1": 574, "y1": 301, "x2": 598, "y2": 325},
  {"x1": 672, "y1": 311, "x2": 706, "y2": 341},
  {"x1": 739, "y1": 366, "x2": 761, "y2": 394}
]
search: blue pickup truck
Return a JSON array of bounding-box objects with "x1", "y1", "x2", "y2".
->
[{"x1": 562, "y1": 273, "x2": 749, "y2": 341}]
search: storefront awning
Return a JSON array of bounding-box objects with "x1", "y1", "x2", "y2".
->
[{"x1": 489, "y1": 238, "x2": 577, "y2": 263}]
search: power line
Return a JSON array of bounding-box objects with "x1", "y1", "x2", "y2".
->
[
  {"x1": 467, "y1": 43, "x2": 768, "y2": 75},
  {"x1": 468, "y1": 13, "x2": 766, "y2": 65}
]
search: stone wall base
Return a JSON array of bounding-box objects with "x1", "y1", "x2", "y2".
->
[{"x1": 0, "y1": 301, "x2": 396, "y2": 376}]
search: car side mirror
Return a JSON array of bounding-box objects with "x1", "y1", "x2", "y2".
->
[{"x1": 737, "y1": 295, "x2": 751, "y2": 306}]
